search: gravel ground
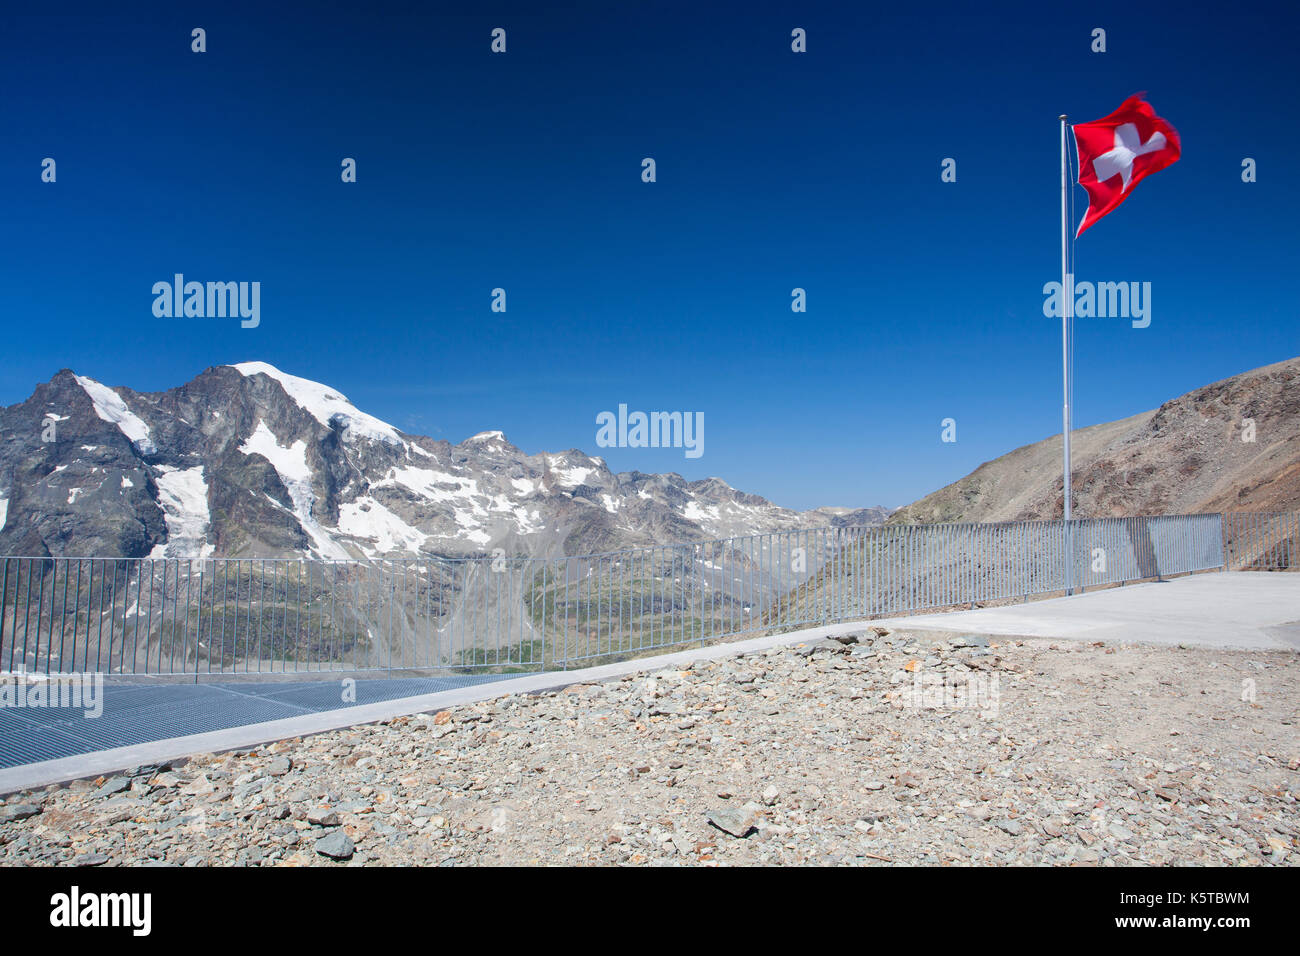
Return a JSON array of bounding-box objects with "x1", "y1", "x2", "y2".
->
[{"x1": 1, "y1": 627, "x2": 1296, "y2": 866}]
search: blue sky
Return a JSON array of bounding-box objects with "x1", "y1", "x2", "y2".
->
[{"x1": 2, "y1": 1, "x2": 1296, "y2": 510}]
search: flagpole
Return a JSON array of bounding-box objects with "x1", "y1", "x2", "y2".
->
[{"x1": 1059, "y1": 114, "x2": 1074, "y2": 595}]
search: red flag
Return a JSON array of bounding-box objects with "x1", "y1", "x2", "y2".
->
[{"x1": 1073, "y1": 94, "x2": 1181, "y2": 238}]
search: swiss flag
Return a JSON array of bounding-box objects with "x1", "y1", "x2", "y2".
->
[{"x1": 1074, "y1": 94, "x2": 1181, "y2": 238}]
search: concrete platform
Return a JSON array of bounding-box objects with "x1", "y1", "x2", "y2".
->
[{"x1": 879, "y1": 571, "x2": 1300, "y2": 650}]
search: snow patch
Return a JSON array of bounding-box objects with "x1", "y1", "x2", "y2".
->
[
  {"x1": 337, "y1": 497, "x2": 429, "y2": 555},
  {"x1": 148, "y1": 465, "x2": 214, "y2": 559},
  {"x1": 377, "y1": 466, "x2": 481, "y2": 507},
  {"x1": 0, "y1": 498, "x2": 7, "y2": 533},
  {"x1": 513, "y1": 507, "x2": 543, "y2": 534},
  {"x1": 232, "y1": 362, "x2": 403, "y2": 446},
  {"x1": 548, "y1": 458, "x2": 598, "y2": 488},
  {"x1": 239, "y1": 419, "x2": 349, "y2": 559},
  {"x1": 465, "y1": 430, "x2": 506, "y2": 444},
  {"x1": 449, "y1": 509, "x2": 491, "y2": 546},
  {"x1": 683, "y1": 501, "x2": 720, "y2": 523},
  {"x1": 75, "y1": 375, "x2": 156, "y2": 454},
  {"x1": 511, "y1": 477, "x2": 539, "y2": 495}
]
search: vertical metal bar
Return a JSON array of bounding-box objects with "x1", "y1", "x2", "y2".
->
[
  {"x1": 56, "y1": 559, "x2": 70, "y2": 673},
  {"x1": 33, "y1": 559, "x2": 49, "y2": 675},
  {"x1": 257, "y1": 559, "x2": 265, "y2": 672},
  {"x1": 217, "y1": 559, "x2": 226, "y2": 675},
  {"x1": 18, "y1": 559, "x2": 35, "y2": 674},
  {"x1": 171, "y1": 560, "x2": 180, "y2": 675},
  {"x1": 194, "y1": 561, "x2": 204, "y2": 679},
  {"x1": 127, "y1": 560, "x2": 141, "y2": 673},
  {"x1": 0, "y1": 558, "x2": 9, "y2": 673},
  {"x1": 164, "y1": 561, "x2": 174, "y2": 674},
  {"x1": 560, "y1": 557, "x2": 569, "y2": 670},
  {"x1": 109, "y1": 560, "x2": 122, "y2": 675},
  {"x1": 243, "y1": 560, "x2": 252, "y2": 674},
  {"x1": 925, "y1": 524, "x2": 931, "y2": 609},
  {"x1": 91, "y1": 559, "x2": 106, "y2": 674}
]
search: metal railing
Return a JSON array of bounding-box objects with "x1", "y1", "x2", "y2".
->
[
  {"x1": 0, "y1": 511, "x2": 1281, "y2": 679},
  {"x1": 1222, "y1": 511, "x2": 1297, "y2": 571}
]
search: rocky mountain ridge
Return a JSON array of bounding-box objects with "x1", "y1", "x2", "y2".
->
[{"x1": 0, "y1": 362, "x2": 890, "y2": 560}]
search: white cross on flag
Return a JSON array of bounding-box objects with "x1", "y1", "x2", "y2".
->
[{"x1": 1074, "y1": 94, "x2": 1181, "y2": 237}]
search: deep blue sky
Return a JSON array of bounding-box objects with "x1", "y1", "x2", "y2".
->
[{"x1": 2, "y1": 1, "x2": 1296, "y2": 509}]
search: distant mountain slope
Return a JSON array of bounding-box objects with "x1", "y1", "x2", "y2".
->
[
  {"x1": 805, "y1": 506, "x2": 895, "y2": 528},
  {"x1": 891, "y1": 356, "x2": 1300, "y2": 524},
  {"x1": 0, "y1": 363, "x2": 890, "y2": 560}
]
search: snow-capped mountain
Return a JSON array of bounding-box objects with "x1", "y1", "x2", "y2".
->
[{"x1": 0, "y1": 363, "x2": 890, "y2": 560}]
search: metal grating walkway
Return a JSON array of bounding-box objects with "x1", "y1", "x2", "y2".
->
[{"x1": 0, "y1": 674, "x2": 515, "y2": 770}]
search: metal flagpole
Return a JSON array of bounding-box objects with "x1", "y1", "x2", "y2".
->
[{"x1": 1059, "y1": 114, "x2": 1074, "y2": 595}]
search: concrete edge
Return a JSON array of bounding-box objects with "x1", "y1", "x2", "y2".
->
[{"x1": 0, "y1": 618, "x2": 884, "y2": 796}]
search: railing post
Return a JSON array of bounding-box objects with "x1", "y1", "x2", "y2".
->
[
  {"x1": 561, "y1": 557, "x2": 568, "y2": 672},
  {"x1": 194, "y1": 562, "x2": 203, "y2": 684},
  {"x1": 0, "y1": 557, "x2": 8, "y2": 672}
]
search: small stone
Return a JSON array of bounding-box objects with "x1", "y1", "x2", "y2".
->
[
  {"x1": 1108, "y1": 823, "x2": 1135, "y2": 843},
  {"x1": 314, "y1": 832, "x2": 355, "y2": 860},
  {"x1": 995, "y1": 819, "x2": 1023, "y2": 836},
  {"x1": 795, "y1": 639, "x2": 845, "y2": 657},
  {"x1": 266, "y1": 757, "x2": 292, "y2": 777},
  {"x1": 74, "y1": 852, "x2": 110, "y2": 866},
  {"x1": 181, "y1": 774, "x2": 215, "y2": 796},
  {"x1": 308, "y1": 808, "x2": 340, "y2": 827},
  {"x1": 0, "y1": 803, "x2": 42, "y2": 824},
  {"x1": 94, "y1": 777, "x2": 131, "y2": 798},
  {"x1": 761, "y1": 785, "x2": 779, "y2": 806},
  {"x1": 708, "y1": 804, "x2": 759, "y2": 838}
]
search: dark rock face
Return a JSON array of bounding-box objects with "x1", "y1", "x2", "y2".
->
[
  {"x1": 0, "y1": 370, "x2": 166, "y2": 558},
  {"x1": 0, "y1": 363, "x2": 889, "y2": 560}
]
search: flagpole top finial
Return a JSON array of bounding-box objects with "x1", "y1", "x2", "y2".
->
[{"x1": 1059, "y1": 114, "x2": 1068, "y2": 120}]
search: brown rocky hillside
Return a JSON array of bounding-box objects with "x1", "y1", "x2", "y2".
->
[{"x1": 891, "y1": 356, "x2": 1300, "y2": 524}]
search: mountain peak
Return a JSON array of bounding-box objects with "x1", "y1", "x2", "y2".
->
[
  {"x1": 463, "y1": 430, "x2": 508, "y2": 445},
  {"x1": 230, "y1": 361, "x2": 403, "y2": 446}
]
